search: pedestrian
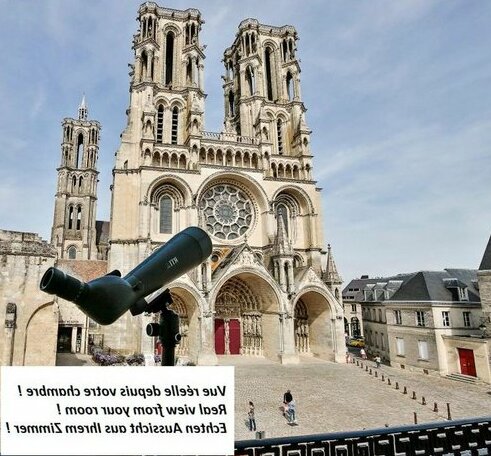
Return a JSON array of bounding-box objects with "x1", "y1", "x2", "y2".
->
[
  {"x1": 375, "y1": 355, "x2": 381, "y2": 368},
  {"x1": 283, "y1": 389, "x2": 293, "y2": 417},
  {"x1": 360, "y1": 348, "x2": 367, "y2": 360},
  {"x1": 287, "y1": 399, "x2": 297, "y2": 425},
  {"x1": 248, "y1": 401, "x2": 256, "y2": 431},
  {"x1": 345, "y1": 351, "x2": 350, "y2": 363}
]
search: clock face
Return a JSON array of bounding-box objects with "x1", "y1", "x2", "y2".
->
[{"x1": 200, "y1": 184, "x2": 254, "y2": 241}]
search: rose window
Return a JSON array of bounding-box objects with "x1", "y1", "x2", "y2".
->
[{"x1": 200, "y1": 184, "x2": 254, "y2": 240}]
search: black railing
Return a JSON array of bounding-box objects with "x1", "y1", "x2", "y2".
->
[{"x1": 235, "y1": 416, "x2": 491, "y2": 455}]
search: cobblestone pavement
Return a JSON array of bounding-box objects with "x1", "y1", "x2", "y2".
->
[
  {"x1": 56, "y1": 354, "x2": 491, "y2": 442},
  {"x1": 226, "y1": 356, "x2": 491, "y2": 442}
]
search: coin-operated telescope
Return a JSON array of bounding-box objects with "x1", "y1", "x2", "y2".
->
[{"x1": 39, "y1": 227, "x2": 212, "y2": 326}]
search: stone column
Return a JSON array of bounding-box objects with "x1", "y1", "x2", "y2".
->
[
  {"x1": 196, "y1": 312, "x2": 218, "y2": 365},
  {"x1": 2, "y1": 303, "x2": 17, "y2": 365},
  {"x1": 279, "y1": 312, "x2": 299, "y2": 364}
]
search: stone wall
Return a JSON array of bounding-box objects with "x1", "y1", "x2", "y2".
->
[{"x1": 0, "y1": 230, "x2": 57, "y2": 365}]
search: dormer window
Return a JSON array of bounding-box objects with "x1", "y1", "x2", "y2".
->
[{"x1": 458, "y1": 287, "x2": 469, "y2": 301}]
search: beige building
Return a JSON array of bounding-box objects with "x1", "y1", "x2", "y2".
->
[
  {"x1": 344, "y1": 265, "x2": 491, "y2": 383},
  {"x1": 104, "y1": 3, "x2": 345, "y2": 364}
]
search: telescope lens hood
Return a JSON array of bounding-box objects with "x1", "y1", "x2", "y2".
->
[
  {"x1": 183, "y1": 226, "x2": 213, "y2": 258},
  {"x1": 40, "y1": 267, "x2": 85, "y2": 303}
]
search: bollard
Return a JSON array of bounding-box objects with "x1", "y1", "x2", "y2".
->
[
  {"x1": 369, "y1": 368, "x2": 373, "y2": 375},
  {"x1": 413, "y1": 412, "x2": 418, "y2": 424},
  {"x1": 375, "y1": 370, "x2": 378, "y2": 378},
  {"x1": 433, "y1": 402, "x2": 438, "y2": 413},
  {"x1": 412, "y1": 391, "x2": 416, "y2": 400},
  {"x1": 388, "y1": 378, "x2": 391, "y2": 385},
  {"x1": 447, "y1": 403, "x2": 451, "y2": 420},
  {"x1": 421, "y1": 396, "x2": 426, "y2": 406},
  {"x1": 356, "y1": 360, "x2": 359, "y2": 366},
  {"x1": 381, "y1": 374, "x2": 385, "y2": 382},
  {"x1": 395, "y1": 382, "x2": 399, "y2": 390},
  {"x1": 403, "y1": 386, "x2": 407, "y2": 394},
  {"x1": 366, "y1": 365, "x2": 369, "y2": 372}
]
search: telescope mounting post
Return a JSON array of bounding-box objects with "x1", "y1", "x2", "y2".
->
[{"x1": 145, "y1": 289, "x2": 182, "y2": 366}]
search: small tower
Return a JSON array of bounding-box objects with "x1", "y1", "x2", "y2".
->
[
  {"x1": 323, "y1": 244, "x2": 343, "y2": 301},
  {"x1": 271, "y1": 208, "x2": 295, "y2": 294},
  {"x1": 51, "y1": 96, "x2": 101, "y2": 260}
]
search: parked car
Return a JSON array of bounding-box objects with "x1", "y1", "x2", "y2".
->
[{"x1": 349, "y1": 337, "x2": 365, "y2": 348}]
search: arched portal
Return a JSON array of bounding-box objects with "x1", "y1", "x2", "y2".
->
[
  {"x1": 294, "y1": 299, "x2": 309, "y2": 353},
  {"x1": 294, "y1": 290, "x2": 334, "y2": 359},
  {"x1": 213, "y1": 272, "x2": 280, "y2": 358}
]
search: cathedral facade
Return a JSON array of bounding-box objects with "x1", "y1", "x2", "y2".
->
[{"x1": 43, "y1": 2, "x2": 345, "y2": 365}]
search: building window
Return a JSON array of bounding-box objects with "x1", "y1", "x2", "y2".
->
[
  {"x1": 418, "y1": 340, "x2": 429, "y2": 360},
  {"x1": 375, "y1": 331, "x2": 379, "y2": 348},
  {"x1": 67, "y1": 246, "x2": 77, "y2": 259},
  {"x1": 394, "y1": 310, "x2": 402, "y2": 325},
  {"x1": 351, "y1": 304, "x2": 357, "y2": 312},
  {"x1": 396, "y1": 337, "x2": 405, "y2": 356},
  {"x1": 351, "y1": 317, "x2": 360, "y2": 337},
  {"x1": 463, "y1": 311, "x2": 471, "y2": 327},
  {"x1": 159, "y1": 196, "x2": 173, "y2": 233},
  {"x1": 442, "y1": 311, "x2": 450, "y2": 327},
  {"x1": 378, "y1": 309, "x2": 382, "y2": 322},
  {"x1": 458, "y1": 287, "x2": 469, "y2": 301},
  {"x1": 416, "y1": 311, "x2": 426, "y2": 327},
  {"x1": 165, "y1": 31, "x2": 175, "y2": 85}
]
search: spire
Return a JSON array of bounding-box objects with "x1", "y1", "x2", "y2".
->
[
  {"x1": 323, "y1": 244, "x2": 342, "y2": 285},
  {"x1": 78, "y1": 94, "x2": 88, "y2": 120},
  {"x1": 272, "y1": 209, "x2": 293, "y2": 256}
]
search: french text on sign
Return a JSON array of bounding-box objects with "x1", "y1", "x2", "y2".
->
[{"x1": 1, "y1": 366, "x2": 234, "y2": 456}]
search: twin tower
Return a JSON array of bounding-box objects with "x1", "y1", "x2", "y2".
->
[{"x1": 51, "y1": 2, "x2": 344, "y2": 363}]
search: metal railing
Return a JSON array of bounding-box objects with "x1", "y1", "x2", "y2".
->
[{"x1": 235, "y1": 416, "x2": 491, "y2": 455}]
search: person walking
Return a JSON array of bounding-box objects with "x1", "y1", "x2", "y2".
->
[
  {"x1": 375, "y1": 355, "x2": 381, "y2": 368},
  {"x1": 283, "y1": 389, "x2": 293, "y2": 417},
  {"x1": 287, "y1": 399, "x2": 297, "y2": 425},
  {"x1": 360, "y1": 348, "x2": 367, "y2": 360},
  {"x1": 248, "y1": 401, "x2": 256, "y2": 431}
]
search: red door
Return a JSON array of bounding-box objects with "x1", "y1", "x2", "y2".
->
[
  {"x1": 458, "y1": 348, "x2": 477, "y2": 377},
  {"x1": 215, "y1": 319, "x2": 225, "y2": 355},
  {"x1": 229, "y1": 319, "x2": 241, "y2": 355}
]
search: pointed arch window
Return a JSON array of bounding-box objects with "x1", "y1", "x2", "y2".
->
[
  {"x1": 156, "y1": 104, "x2": 164, "y2": 143},
  {"x1": 228, "y1": 91, "x2": 235, "y2": 117},
  {"x1": 159, "y1": 196, "x2": 173, "y2": 233},
  {"x1": 76, "y1": 206, "x2": 82, "y2": 230},
  {"x1": 246, "y1": 66, "x2": 255, "y2": 96},
  {"x1": 68, "y1": 246, "x2": 77, "y2": 260},
  {"x1": 171, "y1": 106, "x2": 179, "y2": 144},
  {"x1": 286, "y1": 72, "x2": 294, "y2": 101},
  {"x1": 68, "y1": 206, "x2": 74, "y2": 229},
  {"x1": 264, "y1": 47, "x2": 274, "y2": 101},
  {"x1": 165, "y1": 31, "x2": 175, "y2": 85},
  {"x1": 76, "y1": 133, "x2": 84, "y2": 168}
]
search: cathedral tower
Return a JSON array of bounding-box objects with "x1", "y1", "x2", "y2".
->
[
  {"x1": 51, "y1": 96, "x2": 101, "y2": 260},
  {"x1": 108, "y1": 2, "x2": 345, "y2": 364}
]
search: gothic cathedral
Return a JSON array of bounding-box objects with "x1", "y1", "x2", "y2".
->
[{"x1": 53, "y1": 2, "x2": 345, "y2": 365}]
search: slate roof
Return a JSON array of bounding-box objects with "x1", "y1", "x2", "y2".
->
[
  {"x1": 343, "y1": 269, "x2": 479, "y2": 303},
  {"x1": 479, "y1": 235, "x2": 491, "y2": 271}
]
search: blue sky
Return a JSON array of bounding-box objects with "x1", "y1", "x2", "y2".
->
[{"x1": 0, "y1": 0, "x2": 490, "y2": 282}]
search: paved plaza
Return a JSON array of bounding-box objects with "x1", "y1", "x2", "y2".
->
[
  {"x1": 56, "y1": 354, "x2": 491, "y2": 442},
  {"x1": 227, "y1": 356, "x2": 491, "y2": 442}
]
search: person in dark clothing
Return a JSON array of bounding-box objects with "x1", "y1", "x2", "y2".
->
[{"x1": 283, "y1": 390, "x2": 293, "y2": 417}]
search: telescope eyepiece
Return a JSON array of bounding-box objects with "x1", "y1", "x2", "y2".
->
[{"x1": 40, "y1": 267, "x2": 85, "y2": 303}]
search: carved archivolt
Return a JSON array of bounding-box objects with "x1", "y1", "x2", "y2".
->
[
  {"x1": 215, "y1": 277, "x2": 263, "y2": 356},
  {"x1": 294, "y1": 299, "x2": 309, "y2": 353}
]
